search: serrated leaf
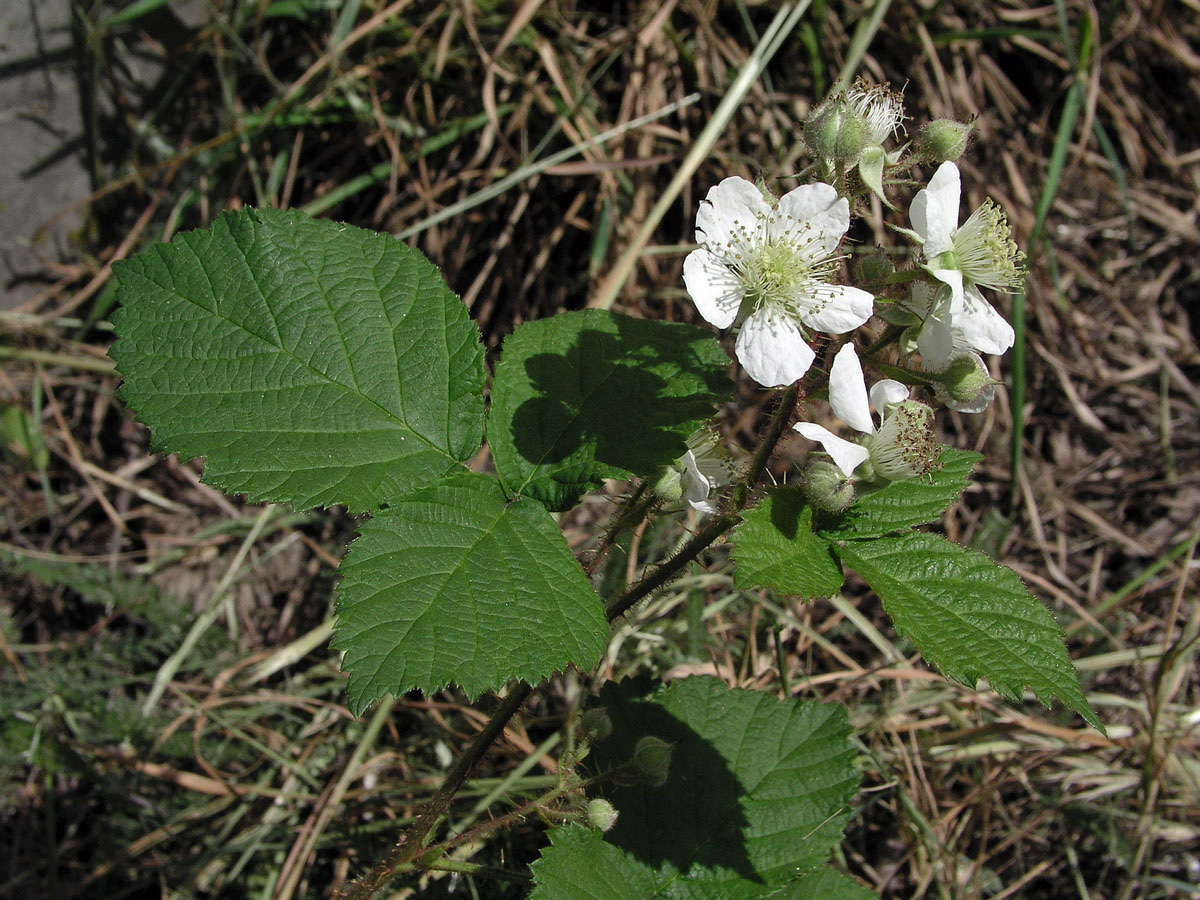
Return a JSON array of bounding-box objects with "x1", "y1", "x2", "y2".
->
[
  {"x1": 834, "y1": 532, "x2": 1101, "y2": 729},
  {"x1": 111, "y1": 208, "x2": 485, "y2": 512},
  {"x1": 732, "y1": 487, "x2": 843, "y2": 599},
  {"x1": 332, "y1": 470, "x2": 605, "y2": 712},
  {"x1": 787, "y1": 867, "x2": 879, "y2": 900},
  {"x1": 818, "y1": 449, "x2": 981, "y2": 539},
  {"x1": 488, "y1": 310, "x2": 731, "y2": 511},
  {"x1": 532, "y1": 677, "x2": 858, "y2": 898},
  {"x1": 530, "y1": 826, "x2": 660, "y2": 900}
]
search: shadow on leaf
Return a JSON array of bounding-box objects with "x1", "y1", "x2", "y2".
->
[
  {"x1": 590, "y1": 678, "x2": 760, "y2": 885},
  {"x1": 505, "y1": 313, "x2": 731, "y2": 489}
]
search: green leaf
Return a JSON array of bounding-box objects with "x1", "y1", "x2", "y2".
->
[
  {"x1": 531, "y1": 677, "x2": 859, "y2": 898},
  {"x1": 732, "y1": 487, "x2": 843, "y2": 600},
  {"x1": 834, "y1": 532, "x2": 1101, "y2": 729},
  {"x1": 530, "y1": 826, "x2": 659, "y2": 900},
  {"x1": 332, "y1": 470, "x2": 605, "y2": 712},
  {"x1": 488, "y1": 310, "x2": 731, "y2": 511},
  {"x1": 788, "y1": 867, "x2": 879, "y2": 900},
  {"x1": 818, "y1": 449, "x2": 981, "y2": 539},
  {"x1": 111, "y1": 208, "x2": 485, "y2": 513}
]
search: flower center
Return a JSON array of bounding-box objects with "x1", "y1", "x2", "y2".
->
[
  {"x1": 951, "y1": 199, "x2": 1026, "y2": 290},
  {"x1": 720, "y1": 215, "x2": 839, "y2": 321},
  {"x1": 846, "y1": 81, "x2": 905, "y2": 146},
  {"x1": 864, "y1": 400, "x2": 941, "y2": 481}
]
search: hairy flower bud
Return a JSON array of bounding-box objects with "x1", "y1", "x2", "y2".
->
[
  {"x1": 586, "y1": 798, "x2": 619, "y2": 832},
  {"x1": 579, "y1": 708, "x2": 613, "y2": 743},
  {"x1": 932, "y1": 352, "x2": 997, "y2": 413},
  {"x1": 804, "y1": 460, "x2": 856, "y2": 513},
  {"x1": 855, "y1": 248, "x2": 894, "y2": 286},
  {"x1": 804, "y1": 96, "x2": 868, "y2": 162},
  {"x1": 652, "y1": 466, "x2": 684, "y2": 502},
  {"x1": 631, "y1": 736, "x2": 673, "y2": 788},
  {"x1": 916, "y1": 118, "x2": 973, "y2": 163}
]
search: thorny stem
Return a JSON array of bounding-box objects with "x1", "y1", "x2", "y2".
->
[
  {"x1": 585, "y1": 481, "x2": 657, "y2": 577},
  {"x1": 342, "y1": 384, "x2": 801, "y2": 899},
  {"x1": 336, "y1": 683, "x2": 533, "y2": 900},
  {"x1": 606, "y1": 384, "x2": 799, "y2": 622}
]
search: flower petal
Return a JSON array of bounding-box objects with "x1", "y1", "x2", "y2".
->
[
  {"x1": 774, "y1": 182, "x2": 849, "y2": 255},
  {"x1": 683, "y1": 248, "x2": 742, "y2": 329},
  {"x1": 794, "y1": 423, "x2": 871, "y2": 478},
  {"x1": 829, "y1": 343, "x2": 874, "y2": 434},
  {"x1": 680, "y1": 450, "x2": 716, "y2": 512},
  {"x1": 917, "y1": 314, "x2": 955, "y2": 369},
  {"x1": 927, "y1": 266, "x2": 965, "y2": 307},
  {"x1": 734, "y1": 310, "x2": 816, "y2": 387},
  {"x1": 953, "y1": 284, "x2": 1015, "y2": 355},
  {"x1": 910, "y1": 161, "x2": 960, "y2": 257},
  {"x1": 869, "y1": 380, "x2": 909, "y2": 418},
  {"x1": 798, "y1": 284, "x2": 876, "y2": 334},
  {"x1": 696, "y1": 176, "x2": 770, "y2": 249}
]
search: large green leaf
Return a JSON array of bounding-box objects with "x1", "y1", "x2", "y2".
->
[
  {"x1": 834, "y1": 532, "x2": 1101, "y2": 729},
  {"x1": 488, "y1": 310, "x2": 731, "y2": 511},
  {"x1": 818, "y1": 449, "x2": 980, "y2": 539},
  {"x1": 530, "y1": 829, "x2": 876, "y2": 900},
  {"x1": 333, "y1": 470, "x2": 606, "y2": 712},
  {"x1": 111, "y1": 208, "x2": 485, "y2": 512},
  {"x1": 732, "y1": 487, "x2": 844, "y2": 599},
  {"x1": 530, "y1": 677, "x2": 859, "y2": 899}
]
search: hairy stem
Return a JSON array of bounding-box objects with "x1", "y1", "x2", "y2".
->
[
  {"x1": 606, "y1": 384, "x2": 800, "y2": 622},
  {"x1": 336, "y1": 683, "x2": 533, "y2": 900}
]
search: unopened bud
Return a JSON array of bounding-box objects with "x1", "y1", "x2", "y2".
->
[
  {"x1": 579, "y1": 708, "x2": 613, "y2": 743},
  {"x1": 916, "y1": 119, "x2": 973, "y2": 163},
  {"x1": 586, "y1": 798, "x2": 619, "y2": 832},
  {"x1": 652, "y1": 466, "x2": 683, "y2": 502},
  {"x1": 804, "y1": 97, "x2": 867, "y2": 162},
  {"x1": 804, "y1": 460, "x2": 856, "y2": 513},
  {"x1": 933, "y1": 353, "x2": 996, "y2": 413},
  {"x1": 631, "y1": 736, "x2": 673, "y2": 788},
  {"x1": 855, "y1": 248, "x2": 894, "y2": 286}
]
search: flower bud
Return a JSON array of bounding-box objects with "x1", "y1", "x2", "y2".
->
[
  {"x1": 579, "y1": 708, "x2": 613, "y2": 743},
  {"x1": 932, "y1": 352, "x2": 996, "y2": 413},
  {"x1": 916, "y1": 119, "x2": 973, "y2": 163},
  {"x1": 855, "y1": 248, "x2": 894, "y2": 286},
  {"x1": 586, "y1": 798, "x2": 619, "y2": 832},
  {"x1": 631, "y1": 736, "x2": 673, "y2": 788},
  {"x1": 804, "y1": 96, "x2": 867, "y2": 162},
  {"x1": 652, "y1": 466, "x2": 684, "y2": 502},
  {"x1": 804, "y1": 460, "x2": 856, "y2": 513}
]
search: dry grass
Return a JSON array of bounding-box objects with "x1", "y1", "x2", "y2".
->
[{"x1": 1, "y1": 1, "x2": 1198, "y2": 897}]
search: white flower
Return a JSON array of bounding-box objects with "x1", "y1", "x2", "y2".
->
[
  {"x1": 678, "y1": 428, "x2": 735, "y2": 514},
  {"x1": 683, "y1": 177, "x2": 875, "y2": 388},
  {"x1": 911, "y1": 286, "x2": 996, "y2": 413},
  {"x1": 794, "y1": 344, "x2": 940, "y2": 481},
  {"x1": 908, "y1": 161, "x2": 1024, "y2": 355}
]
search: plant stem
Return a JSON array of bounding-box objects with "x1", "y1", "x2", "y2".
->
[
  {"x1": 585, "y1": 481, "x2": 656, "y2": 577},
  {"x1": 335, "y1": 683, "x2": 533, "y2": 900},
  {"x1": 343, "y1": 385, "x2": 800, "y2": 898},
  {"x1": 607, "y1": 384, "x2": 800, "y2": 622}
]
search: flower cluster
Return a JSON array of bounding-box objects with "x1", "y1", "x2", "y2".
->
[{"x1": 678, "y1": 90, "x2": 1026, "y2": 514}]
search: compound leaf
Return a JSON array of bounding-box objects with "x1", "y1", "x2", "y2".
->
[
  {"x1": 732, "y1": 487, "x2": 843, "y2": 600},
  {"x1": 531, "y1": 677, "x2": 859, "y2": 899},
  {"x1": 333, "y1": 470, "x2": 605, "y2": 713},
  {"x1": 488, "y1": 310, "x2": 731, "y2": 511},
  {"x1": 111, "y1": 207, "x2": 485, "y2": 512},
  {"x1": 835, "y1": 532, "x2": 1101, "y2": 729},
  {"x1": 819, "y1": 449, "x2": 980, "y2": 539}
]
